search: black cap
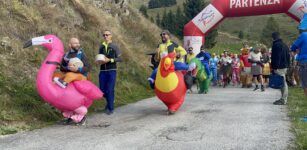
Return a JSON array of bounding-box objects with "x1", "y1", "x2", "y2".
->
[{"x1": 272, "y1": 32, "x2": 280, "y2": 40}]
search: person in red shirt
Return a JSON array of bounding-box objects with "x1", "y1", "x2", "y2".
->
[{"x1": 240, "y1": 47, "x2": 252, "y2": 88}]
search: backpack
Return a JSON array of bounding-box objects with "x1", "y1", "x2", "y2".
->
[{"x1": 269, "y1": 73, "x2": 284, "y2": 89}]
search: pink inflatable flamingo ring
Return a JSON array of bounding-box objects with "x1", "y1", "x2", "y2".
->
[{"x1": 23, "y1": 35, "x2": 103, "y2": 124}]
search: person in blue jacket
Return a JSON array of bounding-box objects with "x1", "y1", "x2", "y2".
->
[
  {"x1": 209, "y1": 53, "x2": 219, "y2": 86},
  {"x1": 196, "y1": 45, "x2": 211, "y2": 77},
  {"x1": 291, "y1": 14, "x2": 307, "y2": 96},
  {"x1": 291, "y1": 14, "x2": 307, "y2": 122}
]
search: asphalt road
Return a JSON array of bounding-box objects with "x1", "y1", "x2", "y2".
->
[{"x1": 0, "y1": 87, "x2": 294, "y2": 150}]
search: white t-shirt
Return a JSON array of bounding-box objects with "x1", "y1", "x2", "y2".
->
[
  {"x1": 220, "y1": 56, "x2": 232, "y2": 66},
  {"x1": 248, "y1": 51, "x2": 262, "y2": 66}
]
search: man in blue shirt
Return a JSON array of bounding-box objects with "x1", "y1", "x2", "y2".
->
[
  {"x1": 196, "y1": 45, "x2": 211, "y2": 77},
  {"x1": 291, "y1": 14, "x2": 307, "y2": 96}
]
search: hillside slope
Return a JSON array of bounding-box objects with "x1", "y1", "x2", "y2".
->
[{"x1": 0, "y1": 0, "x2": 168, "y2": 135}]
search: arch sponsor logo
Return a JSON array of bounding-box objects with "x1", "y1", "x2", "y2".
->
[
  {"x1": 198, "y1": 9, "x2": 215, "y2": 27},
  {"x1": 297, "y1": 0, "x2": 307, "y2": 14},
  {"x1": 192, "y1": 4, "x2": 223, "y2": 34},
  {"x1": 289, "y1": 0, "x2": 307, "y2": 19},
  {"x1": 230, "y1": 0, "x2": 281, "y2": 9}
]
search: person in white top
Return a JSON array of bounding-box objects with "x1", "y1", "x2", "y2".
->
[{"x1": 248, "y1": 47, "x2": 265, "y2": 92}]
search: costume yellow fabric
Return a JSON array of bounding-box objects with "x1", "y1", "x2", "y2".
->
[
  {"x1": 187, "y1": 53, "x2": 196, "y2": 64},
  {"x1": 157, "y1": 40, "x2": 187, "y2": 63},
  {"x1": 262, "y1": 63, "x2": 271, "y2": 76}
]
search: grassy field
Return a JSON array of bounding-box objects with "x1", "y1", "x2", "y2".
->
[{"x1": 288, "y1": 87, "x2": 307, "y2": 150}]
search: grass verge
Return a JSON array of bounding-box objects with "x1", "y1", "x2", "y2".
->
[{"x1": 288, "y1": 87, "x2": 307, "y2": 149}]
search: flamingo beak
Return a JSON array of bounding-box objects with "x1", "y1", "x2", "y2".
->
[
  {"x1": 23, "y1": 40, "x2": 32, "y2": 48},
  {"x1": 164, "y1": 57, "x2": 171, "y2": 70},
  {"x1": 23, "y1": 36, "x2": 52, "y2": 48}
]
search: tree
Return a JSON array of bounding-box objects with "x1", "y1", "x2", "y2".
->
[
  {"x1": 183, "y1": 0, "x2": 205, "y2": 20},
  {"x1": 139, "y1": 5, "x2": 149, "y2": 18},
  {"x1": 260, "y1": 16, "x2": 280, "y2": 46},
  {"x1": 166, "y1": 10, "x2": 175, "y2": 33},
  {"x1": 205, "y1": 29, "x2": 218, "y2": 49},
  {"x1": 161, "y1": 9, "x2": 168, "y2": 29},
  {"x1": 148, "y1": 0, "x2": 159, "y2": 9},
  {"x1": 174, "y1": 6, "x2": 185, "y2": 38},
  {"x1": 148, "y1": 0, "x2": 177, "y2": 9},
  {"x1": 238, "y1": 31, "x2": 244, "y2": 39}
]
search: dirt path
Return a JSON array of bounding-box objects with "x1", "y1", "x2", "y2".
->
[{"x1": 0, "y1": 87, "x2": 294, "y2": 150}]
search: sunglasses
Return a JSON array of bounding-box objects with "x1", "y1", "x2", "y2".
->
[{"x1": 103, "y1": 34, "x2": 111, "y2": 37}]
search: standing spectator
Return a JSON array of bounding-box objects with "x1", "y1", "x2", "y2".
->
[
  {"x1": 272, "y1": 32, "x2": 290, "y2": 105},
  {"x1": 291, "y1": 14, "x2": 307, "y2": 96},
  {"x1": 232, "y1": 54, "x2": 240, "y2": 86},
  {"x1": 261, "y1": 47, "x2": 271, "y2": 87},
  {"x1": 249, "y1": 47, "x2": 265, "y2": 92},
  {"x1": 209, "y1": 53, "x2": 219, "y2": 86},
  {"x1": 98, "y1": 30, "x2": 122, "y2": 114}
]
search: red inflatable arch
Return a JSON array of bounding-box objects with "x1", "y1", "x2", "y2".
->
[{"x1": 184, "y1": 0, "x2": 307, "y2": 54}]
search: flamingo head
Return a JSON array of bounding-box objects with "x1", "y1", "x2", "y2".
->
[{"x1": 23, "y1": 35, "x2": 63, "y2": 52}]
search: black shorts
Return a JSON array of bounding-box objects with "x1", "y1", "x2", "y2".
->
[
  {"x1": 263, "y1": 75, "x2": 270, "y2": 79},
  {"x1": 253, "y1": 74, "x2": 262, "y2": 78}
]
